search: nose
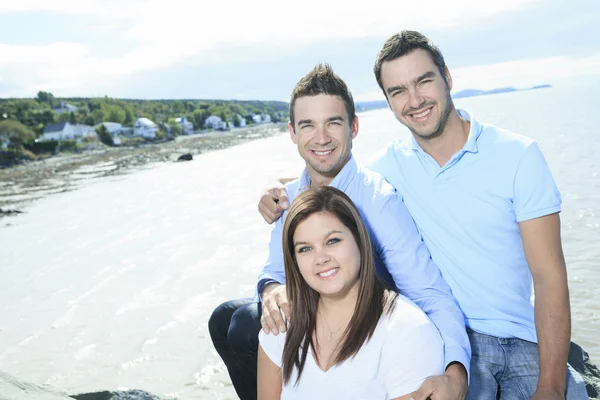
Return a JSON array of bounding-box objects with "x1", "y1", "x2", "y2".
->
[
  {"x1": 315, "y1": 248, "x2": 331, "y2": 266},
  {"x1": 407, "y1": 88, "x2": 425, "y2": 110},
  {"x1": 314, "y1": 125, "x2": 331, "y2": 145}
]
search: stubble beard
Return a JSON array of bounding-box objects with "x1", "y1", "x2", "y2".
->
[{"x1": 407, "y1": 91, "x2": 454, "y2": 141}]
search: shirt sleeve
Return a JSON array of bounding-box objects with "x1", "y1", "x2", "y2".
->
[
  {"x1": 381, "y1": 300, "x2": 445, "y2": 397},
  {"x1": 365, "y1": 190, "x2": 471, "y2": 377},
  {"x1": 259, "y1": 329, "x2": 286, "y2": 367},
  {"x1": 513, "y1": 142, "x2": 562, "y2": 222},
  {"x1": 255, "y1": 216, "x2": 287, "y2": 299}
]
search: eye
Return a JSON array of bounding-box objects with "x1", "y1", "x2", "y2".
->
[
  {"x1": 299, "y1": 124, "x2": 312, "y2": 130},
  {"x1": 327, "y1": 237, "x2": 341, "y2": 245},
  {"x1": 391, "y1": 89, "x2": 404, "y2": 97},
  {"x1": 297, "y1": 246, "x2": 311, "y2": 253},
  {"x1": 419, "y1": 79, "x2": 432, "y2": 86}
]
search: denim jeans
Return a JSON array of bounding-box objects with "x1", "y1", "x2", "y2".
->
[
  {"x1": 208, "y1": 298, "x2": 262, "y2": 400},
  {"x1": 466, "y1": 329, "x2": 589, "y2": 399}
]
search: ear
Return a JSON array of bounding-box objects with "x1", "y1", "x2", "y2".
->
[
  {"x1": 350, "y1": 116, "x2": 359, "y2": 140},
  {"x1": 289, "y1": 121, "x2": 297, "y2": 144},
  {"x1": 444, "y1": 66, "x2": 453, "y2": 91}
]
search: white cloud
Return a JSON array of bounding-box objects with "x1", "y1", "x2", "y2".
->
[
  {"x1": 0, "y1": 0, "x2": 543, "y2": 97},
  {"x1": 355, "y1": 54, "x2": 600, "y2": 101}
]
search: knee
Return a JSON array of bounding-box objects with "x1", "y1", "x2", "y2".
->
[
  {"x1": 208, "y1": 301, "x2": 233, "y2": 339},
  {"x1": 228, "y1": 306, "x2": 261, "y2": 353}
]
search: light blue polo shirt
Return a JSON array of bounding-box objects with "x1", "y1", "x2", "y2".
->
[{"x1": 367, "y1": 109, "x2": 562, "y2": 343}]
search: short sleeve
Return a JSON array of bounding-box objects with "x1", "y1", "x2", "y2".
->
[
  {"x1": 381, "y1": 300, "x2": 445, "y2": 398},
  {"x1": 514, "y1": 142, "x2": 562, "y2": 222},
  {"x1": 259, "y1": 329, "x2": 286, "y2": 367}
]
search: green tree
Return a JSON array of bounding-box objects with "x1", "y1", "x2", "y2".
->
[
  {"x1": 0, "y1": 120, "x2": 36, "y2": 149},
  {"x1": 69, "y1": 112, "x2": 78, "y2": 124},
  {"x1": 168, "y1": 121, "x2": 182, "y2": 137},
  {"x1": 95, "y1": 124, "x2": 114, "y2": 146}
]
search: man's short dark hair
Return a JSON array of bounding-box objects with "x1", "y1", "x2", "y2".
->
[
  {"x1": 373, "y1": 30, "x2": 447, "y2": 98},
  {"x1": 289, "y1": 63, "x2": 355, "y2": 128}
]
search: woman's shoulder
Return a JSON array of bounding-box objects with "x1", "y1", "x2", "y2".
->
[
  {"x1": 381, "y1": 294, "x2": 439, "y2": 336},
  {"x1": 259, "y1": 329, "x2": 287, "y2": 367}
]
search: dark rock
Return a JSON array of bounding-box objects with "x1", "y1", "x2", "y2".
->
[
  {"x1": 71, "y1": 389, "x2": 166, "y2": 400},
  {"x1": 0, "y1": 208, "x2": 23, "y2": 215},
  {"x1": 569, "y1": 341, "x2": 600, "y2": 398},
  {"x1": 176, "y1": 153, "x2": 193, "y2": 162}
]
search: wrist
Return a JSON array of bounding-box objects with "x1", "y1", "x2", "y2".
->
[
  {"x1": 445, "y1": 362, "x2": 468, "y2": 382},
  {"x1": 261, "y1": 282, "x2": 281, "y2": 298}
]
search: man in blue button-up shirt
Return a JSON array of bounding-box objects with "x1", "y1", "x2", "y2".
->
[{"x1": 209, "y1": 63, "x2": 470, "y2": 400}]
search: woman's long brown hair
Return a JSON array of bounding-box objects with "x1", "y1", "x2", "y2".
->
[{"x1": 281, "y1": 186, "x2": 397, "y2": 385}]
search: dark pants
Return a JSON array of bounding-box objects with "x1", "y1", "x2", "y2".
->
[{"x1": 208, "y1": 298, "x2": 262, "y2": 400}]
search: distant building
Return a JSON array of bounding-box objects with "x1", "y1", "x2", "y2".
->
[
  {"x1": 133, "y1": 118, "x2": 158, "y2": 138},
  {"x1": 94, "y1": 122, "x2": 123, "y2": 135},
  {"x1": 205, "y1": 115, "x2": 228, "y2": 130},
  {"x1": 39, "y1": 122, "x2": 94, "y2": 141},
  {"x1": 52, "y1": 102, "x2": 78, "y2": 115},
  {"x1": 262, "y1": 114, "x2": 272, "y2": 123},
  {"x1": 174, "y1": 117, "x2": 194, "y2": 135},
  {"x1": 252, "y1": 114, "x2": 262, "y2": 124},
  {"x1": 236, "y1": 114, "x2": 246, "y2": 128}
]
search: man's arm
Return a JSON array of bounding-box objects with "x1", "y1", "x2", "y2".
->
[
  {"x1": 520, "y1": 213, "x2": 570, "y2": 399},
  {"x1": 366, "y1": 191, "x2": 470, "y2": 399}
]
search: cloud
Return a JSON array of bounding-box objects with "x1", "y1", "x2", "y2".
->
[
  {"x1": 355, "y1": 54, "x2": 600, "y2": 101},
  {"x1": 0, "y1": 0, "x2": 543, "y2": 97}
]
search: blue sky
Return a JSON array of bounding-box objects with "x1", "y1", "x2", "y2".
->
[{"x1": 0, "y1": 0, "x2": 599, "y2": 101}]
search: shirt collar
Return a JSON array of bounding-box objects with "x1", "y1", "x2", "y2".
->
[
  {"x1": 410, "y1": 108, "x2": 482, "y2": 154},
  {"x1": 297, "y1": 155, "x2": 358, "y2": 195}
]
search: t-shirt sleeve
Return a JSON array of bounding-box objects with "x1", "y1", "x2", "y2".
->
[
  {"x1": 514, "y1": 142, "x2": 562, "y2": 222},
  {"x1": 259, "y1": 329, "x2": 286, "y2": 367},
  {"x1": 381, "y1": 300, "x2": 445, "y2": 398}
]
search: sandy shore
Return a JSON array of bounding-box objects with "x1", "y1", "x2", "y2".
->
[{"x1": 0, "y1": 124, "x2": 287, "y2": 216}]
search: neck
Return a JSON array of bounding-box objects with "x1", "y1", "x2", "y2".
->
[
  {"x1": 307, "y1": 155, "x2": 351, "y2": 188},
  {"x1": 319, "y1": 283, "x2": 358, "y2": 324},
  {"x1": 415, "y1": 109, "x2": 470, "y2": 167}
]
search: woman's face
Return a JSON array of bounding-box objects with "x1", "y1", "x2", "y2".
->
[{"x1": 292, "y1": 212, "x2": 361, "y2": 298}]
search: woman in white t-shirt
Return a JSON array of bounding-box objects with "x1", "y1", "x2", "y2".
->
[{"x1": 258, "y1": 186, "x2": 444, "y2": 400}]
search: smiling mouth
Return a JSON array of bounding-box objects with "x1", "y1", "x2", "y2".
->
[
  {"x1": 317, "y1": 267, "x2": 339, "y2": 278},
  {"x1": 311, "y1": 149, "x2": 335, "y2": 157},
  {"x1": 407, "y1": 106, "x2": 433, "y2": 121}
]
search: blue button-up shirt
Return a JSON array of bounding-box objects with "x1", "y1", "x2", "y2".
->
[
  {"x1": 257, "y1": 155, "x2": 471, "y2": 372},
  {"x1": 367, "y1": 109, "x2": 562, "y2": 343}
]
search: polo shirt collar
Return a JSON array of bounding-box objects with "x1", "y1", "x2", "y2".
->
[{"x1": 409, "y1": 108, "x2": 482, "y2": 155}]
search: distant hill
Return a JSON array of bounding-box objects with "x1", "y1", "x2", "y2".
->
[
  {"x1": 355, "y1": 100, "x2": 388, "y2": 112},
  {"x1": 453, "y1": 84, "x2": 551, "y2": 99}
]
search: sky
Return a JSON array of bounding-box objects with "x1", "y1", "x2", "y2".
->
[{"x1": 0, "y1": 0, "x2": 599, "y2": 101}]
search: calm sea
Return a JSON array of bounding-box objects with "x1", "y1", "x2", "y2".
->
[{"x1": 0, "y1": 83, "x2": 598, "y2": 399}]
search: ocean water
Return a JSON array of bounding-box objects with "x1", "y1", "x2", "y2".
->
[{"x1": 0, "y1": 83, "x2": 598, "y2": 399}]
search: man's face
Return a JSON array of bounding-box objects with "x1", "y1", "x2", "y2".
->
[
  {"x1": 290, "y1": 94, "x2": 358, "y2": 179},
  {"x1": 380, "y1": 49, "x2": 453, "y2": 140}
]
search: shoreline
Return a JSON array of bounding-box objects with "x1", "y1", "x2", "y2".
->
[{"x1": 0, "y1": 123, "x2": 287, "y2": 218}]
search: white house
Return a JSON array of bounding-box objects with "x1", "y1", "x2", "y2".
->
[
  {"x1": 174, "y1": 117, "x2": 194, "y2": 135},
  {"x1": 262, "y1": 114, "x2": 272, "y2": 123},
  {"x1": 39, "y1": 122, "x2": 95, "y2": 141},
  {"x1": 205, "y1": 115, "x2": 223, "y2": 129},
  {"x1": 133, "y1": 118, "x2": 158, "y2": 138},
  {"x1": 52, "y1": 102, "x2": 78, "y2": 115},
  {"x1": 94, "y1": 122, "x2": 123, "y2": 135},
  {"x1": 252, "y1": 114, "x2": 262, "y2": 124},
  {"x1": 39, "y1": 122, "x2": 76, "y2": 141}
]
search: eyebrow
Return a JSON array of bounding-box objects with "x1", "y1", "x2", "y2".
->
[
  {"x1": 294, "y1": 230, "x2": 343, "y2": 247},
  {"x1": 296, "y1": 115, "x2": 345, "y2": 126},
  {"x1": 385, "y1": 71, "x2": 437, "y2": 95}
]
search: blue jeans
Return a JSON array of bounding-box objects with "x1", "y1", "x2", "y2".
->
[{"x1": 466, "y1": 329, "x2": 589, "y2": 399}]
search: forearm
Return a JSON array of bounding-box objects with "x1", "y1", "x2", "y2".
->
[{"x1": 534, "y1": 275, "x2": 571, "y2": 392}]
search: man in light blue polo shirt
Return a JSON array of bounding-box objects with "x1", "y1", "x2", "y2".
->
[
  {"x1": 259, "y1": 32, "x2": 588, "y2": 399},
  {"x1": 210, "y1": 63, "x2": 470, "y2": 400}
]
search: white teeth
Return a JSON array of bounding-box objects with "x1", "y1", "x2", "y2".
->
[
  {"x1": 314, "y1": 150, "x2": 333, "y2": 156},
  {"x1": 412, "y1": 109, "x2": 431, "y2": 119},
  {"x1": 318, "y1": 268, "x2": 338, "y2": 277}
]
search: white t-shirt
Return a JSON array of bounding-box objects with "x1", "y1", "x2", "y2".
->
[{"x1": 259, "y1": 295, "x2": 444, "y2": 399}]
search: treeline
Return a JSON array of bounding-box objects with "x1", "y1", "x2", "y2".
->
[{"x1": 0, "y1": 91, "x2": 290, "y2": 136}]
